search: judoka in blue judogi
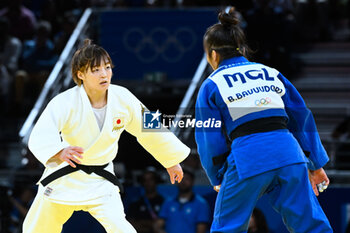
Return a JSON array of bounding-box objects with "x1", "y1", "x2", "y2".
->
[{"x1": 195, "y1": 7, "x2": 333, "y2": 233}]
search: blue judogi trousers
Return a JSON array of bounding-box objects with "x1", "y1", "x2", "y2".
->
[{"x1": 211, "y1": 163, "x2": 333, "y2": 233}]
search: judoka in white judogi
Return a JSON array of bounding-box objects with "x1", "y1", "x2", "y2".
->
[{"x1": 23, "y1": 40, "x2": 190, "y2": 233}]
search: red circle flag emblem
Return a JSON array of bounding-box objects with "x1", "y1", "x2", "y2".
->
[{"x1": 113, "y1": 117, "x2": 124, "y2": 132}]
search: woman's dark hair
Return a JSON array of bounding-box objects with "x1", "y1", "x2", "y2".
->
[
  {"x1": 71, "y1": 38, "x2": 114, "y2": 86},
  {"x1": 204, "y1": 7, "x2": 251, "y2": 63}
]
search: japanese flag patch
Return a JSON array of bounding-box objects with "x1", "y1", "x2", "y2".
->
[{"x1": 112, "y1": 117, "x2": 124, "y2": 132}]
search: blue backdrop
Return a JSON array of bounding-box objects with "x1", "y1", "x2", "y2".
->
[{"x1": 98, "y1": 9, "x2": 217, "y2": 80}]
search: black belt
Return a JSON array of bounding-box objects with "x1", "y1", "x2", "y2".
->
[
  {"x1": 230, "y1": 116, "x2": 287, "y2": 141},
  {"x1": 40, "y1": 163, "x2": 124, "y2": 193},
  {"x1": 212, "y1": 117, "x2": 288, "y2": 166}
]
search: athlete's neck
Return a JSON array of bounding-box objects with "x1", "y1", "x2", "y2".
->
[{"x1": 84, "y1": 86, "x2": 107, "y2": 109}]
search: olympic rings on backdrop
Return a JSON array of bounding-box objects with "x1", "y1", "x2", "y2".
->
[
  {"x1": 255, "y1": 97, "x2": 271, "y2": 106},
  {"x1": 123, "y1": 27, "x2": 196, "y2": 63}
]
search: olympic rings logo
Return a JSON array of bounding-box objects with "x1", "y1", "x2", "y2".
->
[
  {"x1": 123, "y1": 27, "x2": 196, "y2": 63},
  {"x1": 255, "y1": 97, "x2": 271, "y2": 106}
]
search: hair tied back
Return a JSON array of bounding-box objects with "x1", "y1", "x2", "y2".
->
[
  {"x1": 218, "y1": 6, "x2": 239, "y2": 28},
  {"x1": 83, "y1": 38, "x2": 92, "y2": 47}
]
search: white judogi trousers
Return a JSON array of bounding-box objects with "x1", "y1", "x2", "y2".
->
[{"x1": 23, "y1": 190, "x2": 137, "y2": 233}]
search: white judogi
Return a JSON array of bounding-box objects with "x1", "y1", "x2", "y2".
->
[{"x1": 23, "y1": 84, "x2": 190, "y2": 233}]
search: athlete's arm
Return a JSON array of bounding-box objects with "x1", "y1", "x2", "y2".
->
[
  {"x1": 195, "y1": 80, "x2": 230, "y2": 186},
  {"x1": 277, "y1": 72, "x2": 329, "y2": 170}
]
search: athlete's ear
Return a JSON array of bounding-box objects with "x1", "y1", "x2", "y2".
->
[
  {"x1": 210, "y1": 49, "x2": 216, "y2": 60},
  {"x1": 211, "y1": 50, "x2": 220, "y2": 69},
  {"x1": 77, "y1": 70, "x2": 84, "y2": 81}
]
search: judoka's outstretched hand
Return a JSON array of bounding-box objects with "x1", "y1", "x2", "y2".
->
[
  {"x1": 308, "y1": 168, "x2": 330, "y2": 196},
  {"x1": 166, "y1": 164, "x2": 183, "y2": 184},
  {"x1": 52, "y1": 146, "x2": 84, "y2": 168}
]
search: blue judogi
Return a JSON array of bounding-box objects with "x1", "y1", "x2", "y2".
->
[{"x1": 195, "y1": 56, "x2": 333, "y2": 232}]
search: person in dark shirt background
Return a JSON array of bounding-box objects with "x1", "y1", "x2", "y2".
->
[
  {"x1": 155, "y1": 168, "x2": 210, "y2": 233},
  {"x1": 128, "y1": 167, "x2": 164, "y2": 233}
]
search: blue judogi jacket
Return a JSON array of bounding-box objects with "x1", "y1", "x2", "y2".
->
[{"x1": 195, "y1": 56, "x2": 329, "y2": 186}]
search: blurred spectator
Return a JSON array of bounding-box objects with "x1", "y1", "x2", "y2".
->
[
  {"x1": 53, "y1": 13, "x2": 78, "y2": 54},
  {"x1": 0, "y1": 17, "x2": 22, "y2": 79},
  {"x1": 8, "y1": 185, "x2": 35, "y2": 233},
  {"x1": 0, "y1": 184, "x2": 13, "y2": 232},
  {"x1": 53, "y1": 0, "x2": 81, "y2": 14},
  {"x1": 0, "y1": 0, "x2": 37, "y2": 41},
  {"x1": 21, "y1": 20, "x2": 57, "y2": 73},
  {"x1": 155, "y1": 168, "x2": 210, "y2": 233},
  {"x1": 331, "y1": 116, "x2": 350, "y2": 170},
  {"x1": 37, "y1": 0, "x2": 61, "y2": 37},
  {"x1": 245, "y1": 0, "x2": 297, "y2": 77},
  {"x1": 248, "y1": 208, "x2": 269, "y2": 233},
  {"x1": 294, "y1": 0, "x2": 332, "y2": 42},
  {"x1": 15, "y1": 20, "x2": 58, "y2": 112},
  {"x1": 0, "y1": 17, "x2": 22, "y2": 114},
  {"x1": 128, "y1": 167, "x2": 164, "y2": 233}
]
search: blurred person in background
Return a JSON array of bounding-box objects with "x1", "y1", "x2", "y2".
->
[
  {"x1": 20, "y1": 20, "x2": 57, "y2": 78},
  {"x1": 15, "y1": 20, "x2": 58, "y2": 113},
  {"x1": 36, "y1": 0, "x2": 61, "y2": 37},
  {"x1": 0, "y1": 0, "x2": 37, "y2": 41},
  {"x1": 155, "y1": 168, "x2": 211, "y2": 233},
  {"x1": 9, "y1": 186, "x2": 35, "y2": 233},
  {"x1": 128, "y1": 167, "x2": 164, "y2": 233},
  {"x1": 0, "y1": 16, "x2": 22, "y2": 115},
  {"x1": 245, "y1": 0, "x2": 297, "y2": 77},
  {"x1": 53, "y1": 13, "x2": 77, "y2": 55},
  {"x1": 294, "y1": 0, "x2": 332, "y2": 41}
]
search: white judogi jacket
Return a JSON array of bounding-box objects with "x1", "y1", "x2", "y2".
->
[{"x1": 29, "y1": 84, "x2": 190, "y2": 204}]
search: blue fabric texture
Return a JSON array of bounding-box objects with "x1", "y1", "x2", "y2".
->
[{"x1": 195, "y1": 56, "x2": 329, "y2": 185}]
